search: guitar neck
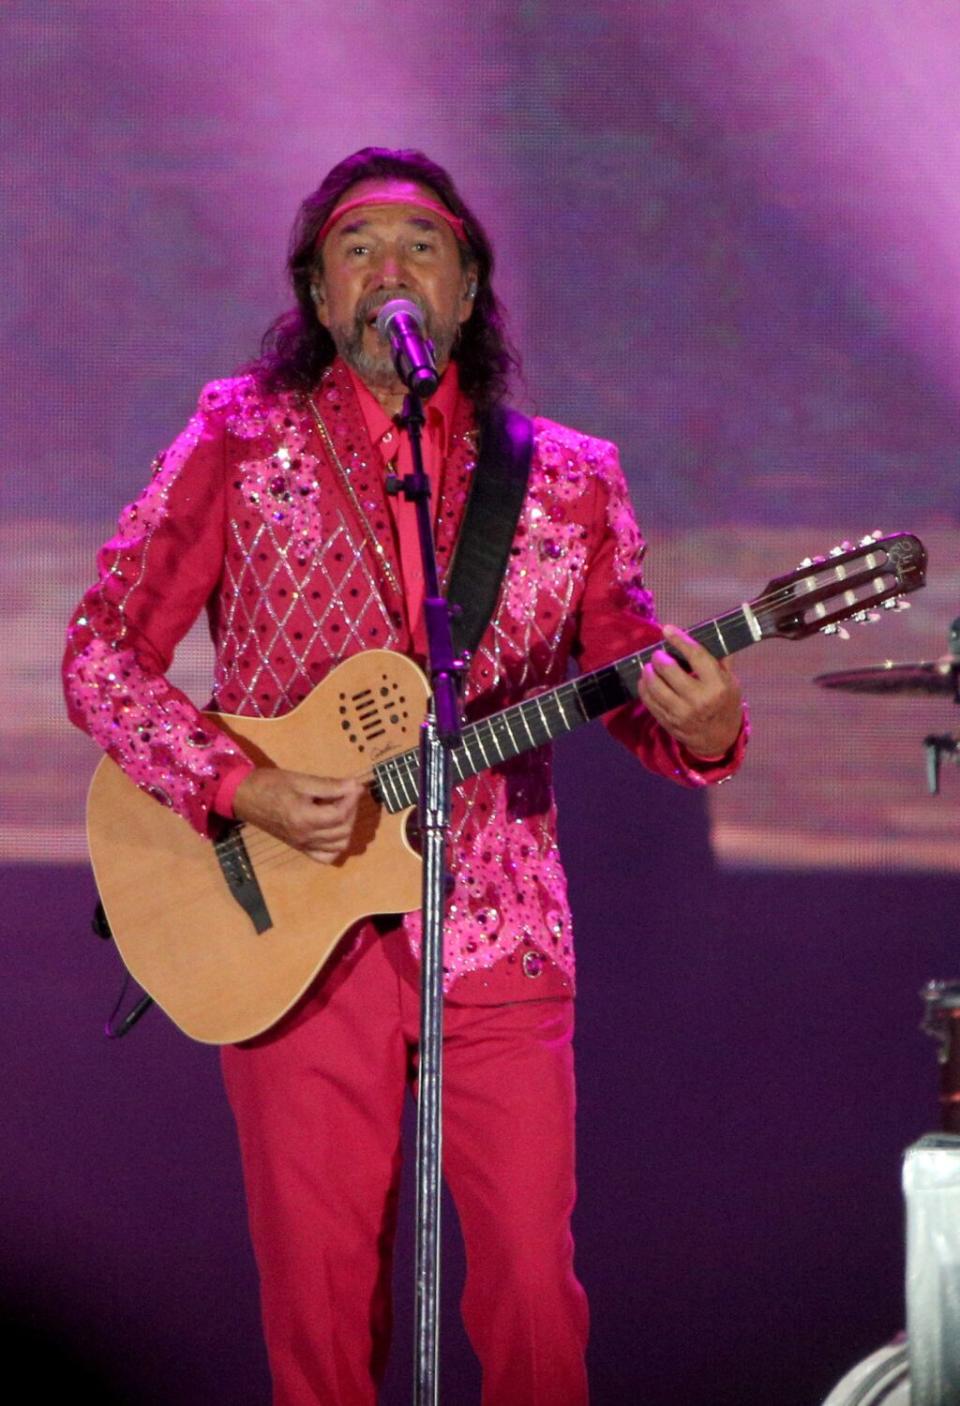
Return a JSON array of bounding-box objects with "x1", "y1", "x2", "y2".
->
[{"x1": 373, "y1": 603, "x2": 759, "y2": 813}]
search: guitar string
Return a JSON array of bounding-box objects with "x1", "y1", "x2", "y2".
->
[
  {"x1": 348, "y1": 560, "x2": 907, "y2": 792},
  {"x1": 202, "y1": 555, "x2": 910, "y2": 880}
]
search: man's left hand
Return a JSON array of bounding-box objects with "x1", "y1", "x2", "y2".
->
[{"x1": 638, "y1": 624, "x2": 744, "y2": 762}]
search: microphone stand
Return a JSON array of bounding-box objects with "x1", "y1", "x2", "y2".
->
[{"x1": 386, "y1": 387, "x2": 463, "y2": 1406}]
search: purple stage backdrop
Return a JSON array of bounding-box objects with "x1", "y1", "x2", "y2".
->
[{"x1": 3, "y1": 2, "x2": 960, "y2": 1403}]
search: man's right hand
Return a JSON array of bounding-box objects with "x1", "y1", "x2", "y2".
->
[{"x1": 232, "y1": 768, "x2": 366, "y2": 865}]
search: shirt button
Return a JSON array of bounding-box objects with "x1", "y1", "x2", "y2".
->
[
  {"x1": 383, "y1": 431, "x2": 393, "y2": 443},
  {"x1": 522, "y1": 951, "x2": 544, "y2": 979}
]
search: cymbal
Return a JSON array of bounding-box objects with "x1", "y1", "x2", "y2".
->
[{"x1": 814, "y1": 658, "x2": 960, "y2": 696}]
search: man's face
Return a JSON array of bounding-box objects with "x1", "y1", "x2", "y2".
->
[{"x1": 311, "y1": 178, "x2": 476, "y2": 393}]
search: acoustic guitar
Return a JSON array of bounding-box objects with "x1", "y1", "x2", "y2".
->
[{"x1": 86, "y1": 531, "x2": 926, "y2": 1044}]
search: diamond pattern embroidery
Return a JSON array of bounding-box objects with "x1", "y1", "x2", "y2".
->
[{"x1": 214, "y1": 512, "x2": 398, "y2": 715}]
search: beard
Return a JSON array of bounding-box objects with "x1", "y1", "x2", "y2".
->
[{"x1": 326, "y1": 290, "x2": 461, "y2": 391}]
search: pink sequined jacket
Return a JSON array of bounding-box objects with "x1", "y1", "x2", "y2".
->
[{"x1": 64, "y1": 358, "x2": 745, "y2": 1000}]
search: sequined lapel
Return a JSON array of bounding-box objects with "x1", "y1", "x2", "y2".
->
[{"x1": 433, "y1": 393, "x2": 478, "y2": 586}]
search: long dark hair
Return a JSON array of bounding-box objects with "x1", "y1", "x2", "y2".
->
[{"x1": 249, "y1": 147, "x2": 519, "y2": 409}]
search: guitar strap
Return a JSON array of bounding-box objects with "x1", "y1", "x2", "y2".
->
[{"x1": 446, "y1": 403, "x2": 534, "y2": 658}]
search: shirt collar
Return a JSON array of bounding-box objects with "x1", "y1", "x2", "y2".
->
[{"x1": 344, "y1": 358, "x2": 463, "y2": 460}]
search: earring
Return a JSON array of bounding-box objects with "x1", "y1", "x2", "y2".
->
[{"x1": 467, "y1": 280, "x2": 477, "y2": 299}]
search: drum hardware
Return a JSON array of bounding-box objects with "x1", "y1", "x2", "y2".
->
[
  {"x1": 921, "y1": 983, "x2": 960, "y2": 1138},
  {"x1": 922, "y1": 734, "x2": 958, "y2": 796},
  {"x1": 820, "y1": 1341, "x2": 909, "y2": 1405},
  {"x1": 814, "y1": 617, "x2": 960, "y2": 794},
  {"x1": 816, "y1": 623, "x2": 960, "y2": 1403},
  {"x1": 819, "y1": 985, "x2": 960, "y2": 1405},
  {"x1": 813, "y1": 658, "x2": 960, "y2": 699}
]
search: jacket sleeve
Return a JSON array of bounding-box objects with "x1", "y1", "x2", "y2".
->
[
  {"x1": 62, "y1": 388, "x2": 255, "y2": 837},
  {"x1": 572, "y1": 441, "x2": 747, "y2": 788}
]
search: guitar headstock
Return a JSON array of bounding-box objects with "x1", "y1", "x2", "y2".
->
[{"x1": 752, "y1": 532, "x2": 927, "y2": 641}]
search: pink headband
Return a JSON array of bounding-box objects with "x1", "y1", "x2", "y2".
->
[{"x1": 316, "y1": 193, "x2": 467, "y2": 248}]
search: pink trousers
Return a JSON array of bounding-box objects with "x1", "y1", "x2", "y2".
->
[{"x1": 220, "y1": 924, "x2": 589, "y2": 1405}]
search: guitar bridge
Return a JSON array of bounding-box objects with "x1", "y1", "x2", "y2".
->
[{"x1": 214, "y1": 826, "x2": 273, "y2": 935}]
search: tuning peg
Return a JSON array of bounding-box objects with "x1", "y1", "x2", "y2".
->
[
  {"x1": 828, "y1": 546, "x2": 844, "y2": 557},
  {"x1": 859, "y1": 531, "x2": 884, "y2": 546},
  {"x1": 797, "y1": 556, "x2": 814, "y2": 569},
  {"x1": 881, "y1": 597, "x2": 910, "y2": 611},
  {"x1": 851, "y1": 609, "x2": 882, "y2": 624}
]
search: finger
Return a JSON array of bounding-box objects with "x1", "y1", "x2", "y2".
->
[
  {"x1": 660, "y1": 625, "x2": 727, "y2": 677},
  {"x1": 303, "y1": 847, "x2": 340, "y2": 866},
  {"x1": 305, "y1": 788, "x2": 360, "y2": 814},
  {"x1": 308, "y1": 792, "x2": 359, "y2": 820},
  {"x1": 639, "y1": 668, "x2": 677, "y2": 715},
  {"x1": 297, "y1": 820, "x2": 353, "y2": 853},
  {"x1": 307, "y1": 778, "x2": 365, "y2": 812},
  {"x1": 642, "y1": 667, "x2": 734, "y2": 733},
  {"x1": 642, "y1": 654, "x2": 698, "y2": 707},
  {"x1": 648, "y1": 658, "x2": 696, "y2": 706},
  {"x1": 286, "y1": 792, "x2": 360, "y2": 843},
  {"x1": 306, "y1": 815, "x2": 358, "y2": 843},
  {"x1": 304, "y1": 819, "x2": 357, "y2": 855},
  {"x1": 300, "y1": 811, "x2": 358, "y2": 847},
  {"x1": 638, "y1": 681, "x2": 685, "y2": 735}
]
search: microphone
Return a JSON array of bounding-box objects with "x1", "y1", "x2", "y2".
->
[{"x1": 375, "y1": 299, "x2": 439, "y2": 398}]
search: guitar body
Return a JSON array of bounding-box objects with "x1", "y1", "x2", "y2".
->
[{"x1": 87, "y1": 651, "x2": 429, "y2": 1044}]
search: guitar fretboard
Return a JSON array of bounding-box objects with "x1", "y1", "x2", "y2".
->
[{"x1": 373, "y1": 606, "x2": 758, "y2": 813}]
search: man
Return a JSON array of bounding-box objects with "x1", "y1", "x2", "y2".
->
[{"x1": 64, "y1": 147, "x2": 746, "y2": 1404}]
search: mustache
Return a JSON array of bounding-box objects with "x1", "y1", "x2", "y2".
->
[{"x1": 355, "y1": 290, "x2": 430, "y2": 334}]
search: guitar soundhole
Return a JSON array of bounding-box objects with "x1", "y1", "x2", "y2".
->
[{"x1": 338, "y1": 673, "x2": 414, "y2": 757}]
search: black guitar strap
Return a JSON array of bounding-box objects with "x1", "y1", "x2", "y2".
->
[{"x1": 446, "y1": 403, "x2": 534, "y2": 658}]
